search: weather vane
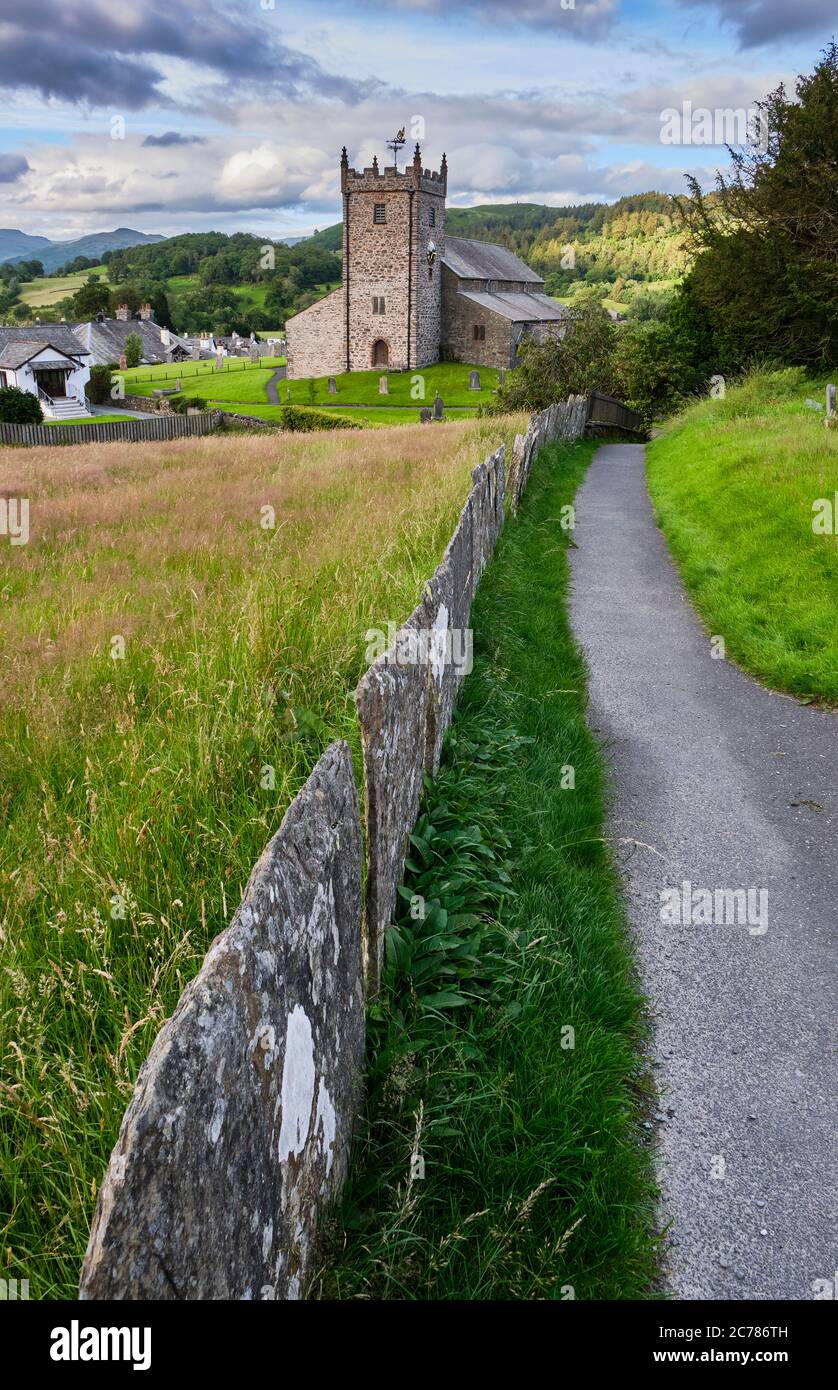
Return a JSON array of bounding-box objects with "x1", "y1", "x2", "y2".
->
[{"x1": 387, "y1": 127, "x2": 406, "y2": 169}]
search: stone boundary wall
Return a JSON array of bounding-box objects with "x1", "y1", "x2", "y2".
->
[
  {"x1": 80, "y1": 742, "x2": 364, "y2": 1301},
  {"x1": 356, "y1": 394, "x2": 586, "y2": 988},
  {"x1": 78, "y1": 395, "x2": 587, "y2": 1300}
]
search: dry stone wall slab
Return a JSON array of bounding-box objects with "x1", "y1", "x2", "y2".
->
[{"x1": 79, "y1": 740, "x2": 364, "y2": 1302}]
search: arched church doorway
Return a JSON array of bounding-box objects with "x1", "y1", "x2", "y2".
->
[{"x1": 371, "y1": 339, "x2": 389, "y2": 367}]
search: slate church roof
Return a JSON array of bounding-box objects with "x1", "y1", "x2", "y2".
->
[
  {"x1": 441, "y1": 236, "x2": 544, "y2": 285},
  {"x1": 457, "y1": 289, "x2": 569, "y2": 322}
]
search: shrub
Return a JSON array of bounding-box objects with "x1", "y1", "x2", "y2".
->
[
  {"x1": 0, "y1": 386, "x2": 43, "y2": 424},
  {"x1": 124, "y1": 332, "x2": 143, "y2": 369},
  {"x1": 86, "y1": 365, "x2": 113, "y2": 405},
  {"x1": 169, "y1": 395, "x2": 208, "y2": 414},
  {"x1": 280, "y1": 405, "x2": 361, "y2": 431}
]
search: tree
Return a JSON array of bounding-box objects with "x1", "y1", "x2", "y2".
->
[
  {"x1": 0, "y1": 386, "x2": 43, "y2": 423},
  {"x1": 72, "y1": 280, "x2": 112, "y2": 319},
  {"x1": 124, "y1": 332, "x2": 143, "y2": 368},
  {"x1": 680, "y1": 42, "x2": 838, "y2": 369},
  {"x1": 86, "y1": 365, "x2": 114, "y2": 405},
  {"x1": 486, "y1": 291, "x2": 617, "y2": 414}
]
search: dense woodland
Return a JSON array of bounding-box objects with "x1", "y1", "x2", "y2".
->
[{"x1": 489, "y1": 44, "x2": 838, "y2": 425}]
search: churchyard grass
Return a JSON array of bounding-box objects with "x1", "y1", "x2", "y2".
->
[
  {"x1": 647, "y1": 368, "x2": 838, "y2": 703},
  {"x1": 0, "y1": 415, "x2": 523, "y2": 1298},
  {"x1": 320, "y1": 438, "x2": 659, "y2": 1300}
]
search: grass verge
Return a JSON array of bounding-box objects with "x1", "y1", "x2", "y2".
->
[
  {"x1": 318, "y1": 437, "x2": 658, "y2": 1300},
  {"x1": 647, "y1": 368, "x2": 838, "y2": 703}
]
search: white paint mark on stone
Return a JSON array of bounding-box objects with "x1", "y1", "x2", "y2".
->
[
  {"x1": 277, "y1": 1005, "x2": 316, "y2": 1161},
  {"x1": 208, "y1": 1097, "x2": 226, "y2": 1145},
  {"x1": 431, "y1": 602, "x2": 449, "y2": 684},
  {"x1": 315, "y1": 1082, "x2": 337, "y2": 1175},
  {"x1": 262, "y1": 1219, "x2": 274, "y2": 1261}
]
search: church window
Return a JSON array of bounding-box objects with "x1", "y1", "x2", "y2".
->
[
  {"x1": 372, "y1": 296, "x2": 386, "y2": 314},
  {"x1": 473, "y1": 324, "x2": 486, "y2": 341},
  {"x1": 373, "y1": 203, "x2": 386, "y2": 224},
  {"x1": 429, "y1": 207, "x2": 436, "y2": 226}
]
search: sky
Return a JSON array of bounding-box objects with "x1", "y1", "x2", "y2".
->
[{"x1": 0, "y1": 0, "x2": 835, "y2": 243}]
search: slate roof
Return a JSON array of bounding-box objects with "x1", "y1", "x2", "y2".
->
[
  {"x1": 72, "y1": 318, "x2": 190, "y2": 365},
  {"x1": 0, "y1": 324, "x2": 90, "y2": 370},
  {"x1": 457, "y1": 289, "x2": 570, "y2": 323},
  {"x1": 441, "y1": 236, "x2": 543, "y2": 285}
]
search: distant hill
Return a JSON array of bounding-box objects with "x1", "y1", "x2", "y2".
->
[
  {"x1": 5, "y1": 228, "x2": 166, "y2": 272},
  {"x1": 303, "y1": 194, "x2": 692, "y2": 294},
  {"x1": 0, "y1": 229, "x2": 52, "y2": 262}
]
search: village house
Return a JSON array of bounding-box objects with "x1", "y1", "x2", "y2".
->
[
  {"x1": 285, "y1": 145, "x2": 569, "y2": 377},
  {"x1": 72, "y1": 303, "x2": 191, "y2": 366},
  {"x1": 0, "y1": 324, "x2": 92, "y2": 418}
]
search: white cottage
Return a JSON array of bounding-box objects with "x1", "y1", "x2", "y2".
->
[{"x1": 0, "y1": 325, "x2": 92, "y2": 418}]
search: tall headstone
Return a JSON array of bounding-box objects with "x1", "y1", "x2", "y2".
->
[
  {"x1": 498, "y1": 368, "x2": 506, "y2": 386},
  {"x1": 191, "y1": 341, "x2": 200, "y2": 361},
  {"x1": 119, "y1": 353, "x2": 128, "y2": 371},
  {"x1": 328, "y1": 377, "x2": 338, "y2": 394},
  {"x1": 432, "y1": 392, "x2": 444, "y2": 420},
  {"x1": 468, "y1": 370, "x2": 481, "y2": 392},
  {"x1": 827, "y1": 384, "x2": 837, "y2": 417},
  {"x1": 215, "y1": 351, "x2": 224, "y2": 371},
  {"x1": 379, "y1": 376, "x2": 389, "y2": 395},
  {"x1": 419, "y1": 407, "x2": 432, "y2": 424}
]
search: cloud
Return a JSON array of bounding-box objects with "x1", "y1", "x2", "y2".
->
[
  {"x1": 0, "y1": 0, "x2": 369, "y2": 109},
  {"x1": 674, "y1": 0, "x2": 834, "y2": 48},
  {"x1": 365, "y1": 0, "x2": 620, "y2": 36},
  {"x1": 142, "y1": 132, "x2": 207, "y2": 147},
  {"x1": 0, "y1": 153, "x2": 30, "y2": 183}
]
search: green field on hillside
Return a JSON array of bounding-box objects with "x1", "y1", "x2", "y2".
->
[
  {"x1": 647, "y1": 369, "x2": 838, "y2": 703},
  {"x1": 20, "y1": 265, "x2": 108, "y2": 308}
]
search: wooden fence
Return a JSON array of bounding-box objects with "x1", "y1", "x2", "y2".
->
[
  {"x1": 585, "y1": 391, "x2": 647, "y2": 439},
  {"x1": 0, "y1": 411, "x2": 223, "y2": 448}
]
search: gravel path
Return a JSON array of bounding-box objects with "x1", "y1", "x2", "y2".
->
[{"x1": 569, "y1": 442, "x2": 837, "y2": 1300}]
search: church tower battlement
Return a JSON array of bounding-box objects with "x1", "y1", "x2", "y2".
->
[{"x1": 340, "y1": 143, "x2": 447, "y2": 371}]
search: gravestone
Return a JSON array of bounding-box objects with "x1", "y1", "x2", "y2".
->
[
  {"x1": 379, "y1": 376, "x2": 389, "y2": 395},
  {"x1": 328, "y1": 377, "x2": 337, "y2": 394},
  {"x1": 250, "y1": 346, "x2": 259, "y2": 364},
  {"x1": 419, "y1": 407, "x2": 432, "y2": 424},
  {"x1": 498, "y1": 368, "x2": 506, "y2": 386},
  {"x1": 432, "y1": 392, "x2": 444, "y2": 420},
  {"x1": 119, "y1": 354, "x2": 128, "y2": 371},
  {"x1": 827, "y1": 385, "x2": 837, "y2": 417},
  {"x1": 191, "y1": 342, "x2": 200, "y2": 361},
  {"x1": 215, "y1": 352, "x2": 224, "y2": 371},
  {"x1": 468, "y1": 370, "x2": 481, "y2": 391}
]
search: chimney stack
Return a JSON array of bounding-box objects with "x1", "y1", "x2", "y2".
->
[
  {"x1": 140, "y1": 302, "x2": 153, "y2": 321},
  {"x1": 115, "y1": 304, "x2": 129, "y2": 321}
]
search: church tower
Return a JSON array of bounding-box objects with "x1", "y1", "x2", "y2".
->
[{"x1": 340, "y1": 143, "x2": 447, "y2": 372}]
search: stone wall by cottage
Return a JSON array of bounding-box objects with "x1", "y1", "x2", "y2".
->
[
  {"x1": 285, "y1": 288, "x2": 345, "y2": 380},
  {"x1": 80, "y1": 741, "x2": 364, "y2": 1301}
]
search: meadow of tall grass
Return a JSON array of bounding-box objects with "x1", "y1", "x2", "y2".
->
[{"x1": 0, "y1": 416, "x2": 521, "y2": 1296}]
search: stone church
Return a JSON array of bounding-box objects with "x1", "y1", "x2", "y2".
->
[{"x1": 285, "y1": 146, "x2": 568, "y2": 378}]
